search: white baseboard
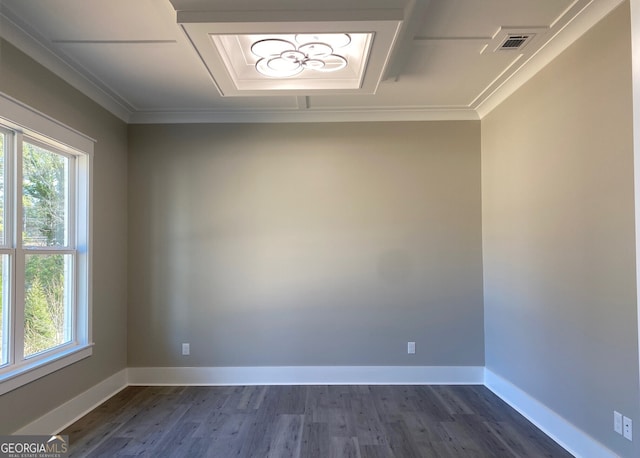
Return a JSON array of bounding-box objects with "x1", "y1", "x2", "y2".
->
[
  {"x1": 484, "y1": 368, "x2": 617, "y2": 458},
  {"x1": 9, "y1": 365, "x2": 480, "y2": 435},
  {"x1": 13, "y1": 369, "x2": 128, "y2": 435},
  {"x1": 11, "y1": 365, "x2": 618, "y2": 458},
  {"x1": 127, "y1": 365, "x2": 485, "y2": 386}
]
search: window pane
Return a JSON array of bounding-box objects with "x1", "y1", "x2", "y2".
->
[
  {"x1": 0, "y1": 132, "x2": 5, "y2": 246},
  {"x1": 0, "y1": 254, "x2": 9, "y2": 366},
  {"x1": 23, "y1": 142, "x2": 69, "y2": 247},
  {"x1": 23, "y1": 254, "x2": 73, "y2": 357}
]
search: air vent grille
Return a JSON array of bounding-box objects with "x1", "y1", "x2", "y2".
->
[{"x1": 498, "y1": 34, "x2": 533, "y2": 50}]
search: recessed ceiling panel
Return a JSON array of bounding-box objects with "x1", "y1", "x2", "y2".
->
[
  {"x1": 211, "y1": 33, "x2": 372, "y2": 91},
  {"x1": 174, "y1": 8, "x2": 404, "y2": 96}
]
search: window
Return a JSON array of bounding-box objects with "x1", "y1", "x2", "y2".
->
[{"x1": 0, "y1": 94, "x2": 92, "y2": 395}]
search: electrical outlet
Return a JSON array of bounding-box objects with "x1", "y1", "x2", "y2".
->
[
  {"x1": 407, "y1": 341, "x2": 416, "y2": 354},
  {"x1": 623, "y1": 416, "x2": 632, "y2": 441},
  {"x1": 182, "y1": 343, "x2": 190, "y2": 356},
  {"x1": 614, "y1": 411, "x2": 623, "y2": 434}
]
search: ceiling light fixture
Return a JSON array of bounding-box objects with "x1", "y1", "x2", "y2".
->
[{"x1": 251, "y1": 33, "x2": 351, "y2": 78}]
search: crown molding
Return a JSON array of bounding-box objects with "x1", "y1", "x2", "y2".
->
[
  {"x1": 129, "y1": 107, "x2": 479, "y2": 124},
  {"x1": 475, "y1": 0, "x2": 625, "y2": 118},
  {"x1": 0, "y1": 8, "x2": 133, "y2": 123}
]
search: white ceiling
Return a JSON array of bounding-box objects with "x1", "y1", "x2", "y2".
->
[{"x1": 0, "y1": 0, "x2": 624, "y2": 123}]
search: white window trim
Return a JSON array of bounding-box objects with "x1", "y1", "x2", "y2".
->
[{"x1": 0, "y1": 91, "x2": 94, "y2": 396}]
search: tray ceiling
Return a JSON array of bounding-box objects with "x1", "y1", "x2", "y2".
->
[{"x1": 0, "y1": 0, "x2": 625, "y2": 123}]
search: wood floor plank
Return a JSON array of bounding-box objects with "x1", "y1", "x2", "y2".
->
[
  {"x1": 448, "y1": 415, "x2": 514, "y2": 457},
  {"x1": 384, "y1": 420, "x2": 426, "y2": 458},
  {"x1": 300, "y1": 421, "x2": 331, "y2": 457},
  {"x1": 151, "y1": 420, "x2": 201, "y2": 458},
  {"x1": 274, "y1": 385, "x2": 307, "y2": 415},
  {"x1": 400, "y1": 411, "x2": 448, "y2": 447},
  {"x1": 204, "y1": 412, "x2": 250, "y2": 458},
  {"x1": 61, "y1": 385, "x2": 573, "y2": 457},
  {"x1": 484, "y1": 420, "x2": 573, "y2": 458},
  {"x1": 235, "y1": 406, "x2": 278, "y2": 457},
  {"x1": 82, "y1": 436, "x2": 137, "y2": 457},
  {"x1": 411, "y1": 386, "x2": 456, "y2": 423},
  {"x1": 329, "y1": 436, "x2": 361, "y2": 458},
  {"x1": 238, "y1": 385, "x2": 268, "y2": 411},
  {"x1": 428, "y1": 386, "x2": 475, "y2": 416},
  {"x1": 65, "y1": 386, "x2": 155, "y2": 456},
  {"x1": 359, "y1": 444, "x2": 394, "y2": 458},
  {"x1": 267, "y1": 414, "x2": 304, "y2": 458},
  {"x1": 351, "y1": 403, "x2": 391, "y2": 447},
  {"x1": 179, "y1": 386, "x2": 232, "y2": 422}
]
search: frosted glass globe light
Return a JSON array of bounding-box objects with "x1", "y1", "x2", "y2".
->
[{"x1": 251, "y1": 34, "x2": 350, "y2": 78}]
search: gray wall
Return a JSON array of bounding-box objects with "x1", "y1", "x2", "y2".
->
[
  {"x1": 0, "y1": 39, "x2": 128, "y2": 433},
  {"x1": 128, "y1": 121, "x2": 484, "y2": 367},
  {"x1": 482, "y1": 3, "x2": 640, "y2": 457}
]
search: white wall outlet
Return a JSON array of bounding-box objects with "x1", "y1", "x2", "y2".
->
[
  {"x1": 623, "y1": 416, "x2": 633, "y2": 441},
  {"x1": 614, "y1": 411, "x2": 623, "y2": 434},
  {"x1": 407, "y1": 341, "x2": 416, "y2": 354},
  {"x1": 182, "y1": 343, "x2": 190, "y2": 356}
]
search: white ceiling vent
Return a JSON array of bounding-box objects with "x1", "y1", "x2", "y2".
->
[
  {"x1": 480, "y1": 27, "x2": 546, "y2": 55},
  {"x1": 498, "y1": 34, "x2": 534, "y2": 51}
]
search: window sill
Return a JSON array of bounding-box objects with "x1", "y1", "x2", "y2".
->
[{"x1": 0, "y1": 343, "x2": 94, "y2": 396}]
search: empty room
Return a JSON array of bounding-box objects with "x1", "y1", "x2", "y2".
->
[{"x1": 0, "y1": 0, "x2": 639, "y2": 456}]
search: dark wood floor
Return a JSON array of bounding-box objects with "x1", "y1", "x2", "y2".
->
[{"x1": 61, "y1": 385, "x2": 572, "y2": 457}]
